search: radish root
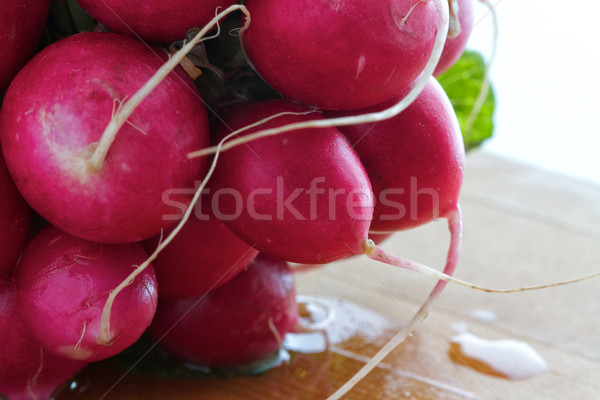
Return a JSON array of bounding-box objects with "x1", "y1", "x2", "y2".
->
[
  {"x1": 365, "y1": 239, "x2": 600, "y2": 293},
  {"x1": 86, "y1": 4, "x2": 250, "y2": 173},
  {"x1": 96, "y1": 4, "x2": 251, "y2": 345},
  {"x1": 187, "y1": 110, "x2": 321, "y2": 159},
  {"x1": 328, "y1": 206, "x2": 462, "y2": 399},
  {"x1": 464, "y1": 0, "x2": 498, "y2": 136},
  {"x1": 448, "y1": 0, "x2": 462, "y2": 38}
]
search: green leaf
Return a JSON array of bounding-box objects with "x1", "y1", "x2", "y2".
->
[
  {"x1": 437, "y1": 50, "x2": 496, "y2": 151},
  {"x1": 42, "y1": 0, "x2": 96, "y2": 46}
]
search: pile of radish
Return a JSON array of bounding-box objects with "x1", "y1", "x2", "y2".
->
[{"x1": 0, "y1": 0, "x2": 519, "y2": 398}]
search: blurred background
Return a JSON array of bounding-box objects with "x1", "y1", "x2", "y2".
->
[{"x1": 468, "y1": 0, "x2": 600, "y2": 185}]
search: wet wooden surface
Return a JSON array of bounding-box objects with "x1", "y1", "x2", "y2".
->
[{"x1": 59, "y1": 150, "x2": 600, "y2": 399}]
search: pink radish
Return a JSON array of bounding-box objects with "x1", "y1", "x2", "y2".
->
[
  {"x1": 208, "y1": 99, "x2": 374, "y2": 264},
  {"x1": 434, "y1": 0, "x2": 474, "y2": 76},
  {"x1": 327, "y1": 77, "x2": 465, "y2": 233},
  {"x1": 75, "y1": 0, "x2": 238, "y2": 43},
  {"x1": 324, "y1": 78, "x2": 465, "y2": 399},
  {"x1": 148, "y1": 253, "x2": 298, "y2": 369},
  {"x1": 241, "y1": 0, "x2": 442, "y2": 110},
  {"x1": 0, "y1": 0, "x2": 50, "y2": 91},
  {"x1": 0, "y1": 279, "x2": 86, "y2": 400},
  {"x1": 0, "y1": 32, "x2": 210, "y2": 244},
  {"x1": 142, "y1": 200, "x2": 259, "y2": 298},
  {"x1": 0, "y1": 151, "x2": 31, "y2": 277},
  {"x1": 14, "y1": 225, "x2": 158, "y2": 362}
]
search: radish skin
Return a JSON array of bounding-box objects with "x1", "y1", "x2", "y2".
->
[
  {"x1": 142, "y1": 200, "x2": 259, "y2": 299},
  {"x1": 0, "y1": 32, "x2": 210, "y2": 244},
  {"x1": 0, "y1": 0, "x2": 50, "y2": 91},
  {"x1": 14, "y1": 225, "x2": 158, "y2": 361},
  {"x1": 76, "y1": 0, "x2": 239, "y2": 43},
  {"x1": 208, "y1": 100, "x2": 374, "y2": 264},
  {"x1": 148, "y1": 253, "x2": 298, "y2": 368},
  {"x1": 329, "y1": 77, "x2": 465, "y2": 232},
  {"x1": 241, "y1": 0, "x2": 440, "y2": 110},
  {"x1": 434, "y1": 0, "x2": 474, "y2": 76},
  {"x1": 0, "y1": 279, "x2": 86, "y2": 400}
]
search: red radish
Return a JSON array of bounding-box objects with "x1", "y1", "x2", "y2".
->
[
  {"x1": 328, "y1": 77, "x2": 465, "y2": 233},
  {"x1": 208, "y1": 99, "x2": 374, "y2": 264},
  {"x1": 142, "y1": 200, "x2": 259, "y2": 298},
  {"x1": 0, "y1": 0, "x2": 50, "y2": 91},
  {"x1": 324, "y1": 78, "x2": 466, "y2": 400},
  {"x1": 434, "y1": 0, "x2": 474, "y2": 76},
  {"x1": 205, "y1": 97, "x2": 465, "y2": 399},
  {"x1": 148, "y1": 253, "x2": 298, "y2": 369},
  {"x1": 76, "y1": 0, "x2": 238, "y2": 43},
  {"x1": 0, "y1": 32, "x2": 210, "y2": 244},
  {"x1": 241, "y1": 0, "x2": 441, "y2": 110},
  {"x1": 14, "y1": 225, "x2": 158, "y2": 362},
  {"x1": 0, "y1": 151, "x2": 31, "y2": 277},
  {"x1": 0, "y1": 279, "x2": 86, "y2": 400}
]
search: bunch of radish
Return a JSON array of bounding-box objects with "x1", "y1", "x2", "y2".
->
[{"x1": 0, "y1": 0, "x2": 507, "y2": 398}]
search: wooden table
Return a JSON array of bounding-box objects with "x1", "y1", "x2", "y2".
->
[{"x1": 58, "y1": 150, "x2": 600, "y2": 399}]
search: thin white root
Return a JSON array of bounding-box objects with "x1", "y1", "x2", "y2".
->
[
  {"x1": 447, "y1": 0, "x2": 462, "y2": 38},
  {"x1": 329, "y1": 206, "x2": 462, "y2": 400},
  {"x1": 268, "y1": 318, "x2": 283, "y2": 349},
  {"x1": 464, "y1": 0, "x2": 498, "y2": 136},
  {"x1": 96, "y1": 5, "x2": 251, "y2": 345},
  {"x1": 86, "y1": 4, "x2": 251, "y2": 173},
  {"x1": 189, "y1": 0, "x2": 450, "y2": 160},
  {"x1": 187, "y1": 110, "x2": 320, "y2": 159},
  {"x1": 27, "y1": 346, "x2": 44, "y2": 400},
  {"x1": 400, "y1": 0, "x2": 430, "y2": 25},
  {"x1": 365, "y1": 240, "x2": 600, "y2": 293},
  {"x1": 336, "y1": 203, "x2": 600, "y2": 399},
  {"x1": 75, "y1": 320, "x2": 87, "y2": 350}
]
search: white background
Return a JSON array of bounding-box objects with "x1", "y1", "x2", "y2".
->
[{"x1": 465, "y1": 0, "x2": 600, "y2": 185}]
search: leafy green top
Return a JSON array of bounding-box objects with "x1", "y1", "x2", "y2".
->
[{"x1": 438, "y1": 50, "x2": 496, "y2": 151}]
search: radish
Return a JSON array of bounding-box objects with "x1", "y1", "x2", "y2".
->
[
  {"x1": 0, "y1": 279, "x2": 86, "y2": 400},
  {"x1": 0, "y1": 151, "x2": 31, "y2": 277},
  {"x1": 434, "y1": 0, "x2": 474, "y2": 76},
  {"x1": 148, "y1": 253, "x2": 298, "y2": 369},
  {"x1": 0, "y1": 32, "x2": 210, "y2": 244},
  {"x1": 142, "y1": 200, "x2": 259, "y2": 298},
  {"x1": 75, "y1": 0, "x2": 238, "y2": 43},
  {"x1": 324, "y1": 77, "x2": 465, "y2": 399},
  {"x1": 327, "y1": 77, "x2": 465, "y2": 233},
  {"x1": 14, "y1": 225, "x2": 158, "y2": 362},
  {"x1": 208, "y1": 99, "x2": 374, "y2": 264},
  {"x1": 241, "y1": 0, "x2": 441, "y2": 110},
  {"x1": 0, "y1": 0, "x2": 50, "y2": 91}
]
